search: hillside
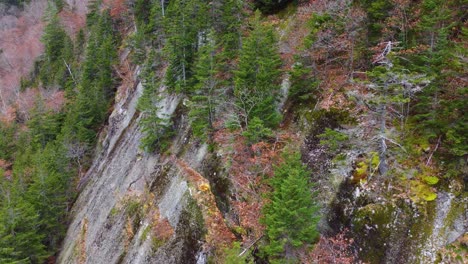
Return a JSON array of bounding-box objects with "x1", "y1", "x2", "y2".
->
[{"x1": 0, "y1": 0, "x2": 466, "y2": 263}]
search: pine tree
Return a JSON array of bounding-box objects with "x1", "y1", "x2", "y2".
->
[
  {"x1": 353, "y1": 44, "x2": 430, "y2": 175},
  {"x1": 215, "y1": 0, "x2": 243, "y2": 72},
  {"x1": 40, "y1": 3, "x2": 72, "y2": 87},
  {"x1": 254, "y1": 0, "x2": 293, "y2": 14},
  {"x1": 0, "y1": 175, "x2": 47, "y2": 263},
  {"x1": 146, "y1": 0, "x2": 166, "y2": 46},
  {"x1": 234, "y1": 10, "x2": 282, "y2": 128},
  {"x1": 356, "y1": 0, "x2": 393, "y2": 43},
  {"x1": 138, "y1": 51, "x2": 174, "y2": 152},
  {"x1": 27, "y1": 98, "x2": 62, "y2": 149},
  {"x1": 0, "y1": 122, "x2": 16, "y2": 161},
  {"x1": 26, "y1": 142, "x2": 72, "y2": 250},
  {"x1": 164, "y1": 0, "x2": 210, "y2": 93},
  {"x1": 410, "y1": 0, "x2": 467, "y2": 157},
  {"x1": 262, "y1": 151, "x2": 320, "y2": 260},
  {"x1": 188, "y1": 29, "x2": 218, "y2": 140},
  {"x1": 288, "y1": 61, "x2": 319, "y2": 106},
  {"x1": 63, "y1": 9, "x2": 117, "y2": 145}
]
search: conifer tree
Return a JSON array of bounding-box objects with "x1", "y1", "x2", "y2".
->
[
  {"x1": 27, "y1": 98, "x2": 62, "y2": 149},
  {"x1": 215, "y1": 0, "x2": 243, "y2": 71},
  {"x1": 26, "y1": 142, "x2": 72, "y2": 250},
  {"x1": 146, "y1": 0, "x2": 166, "y2": 46},
  {"x1": 40, "y1": 3, "x2": 72, "y2": 87},
  {"x1": 164, "y1": 0, "x2": 210, "y2": 93},
  {"x1": 288, "y1": 61, "x2": 319, "y2": 106},
  {"x1": 234, "y1": 10, "x2": 282, "y2": 128},
  {"x1": 138, "y1": 51, "x2": 174, "y2": 152},
  {"x1": 188, "y1": 29, "x2": 218, "y2": 140},
  {"x1": 0, "y1": 175, "x2": 47, "y2": 263},
  {"x1": 0, "y1": 122, "x2": 16, "y2": 161},
  {"x1": 410, "y1": 0, "x2": 467, "y2": 157},
  {"x1": 64, "y1": 9, "x2": 117, "y2": 145},
  {"x1": 254, "y1": 0, "x2": 293, "y2": 14},
  {"x1": 262, "y1": 151, "x2": 320, "y2": 260},
  {"x1": 353, "y1": 44, "x2": 430, "y2": 175}
]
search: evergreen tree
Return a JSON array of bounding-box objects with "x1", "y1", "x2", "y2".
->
[
  {"x1": 146, "y1": 0, "x2": 166, "y2": 46},
  {"x1": 63, "y1": 9, "x2": 117, "y2": 145},
  {"x1": 288, "y1": 61, "x2": 319, "y2": 106},
  {"x1": 410, "y1": 0, "x2": 467, "y2": 157},
  {"x1": 40, "y1": 3, "x2": 72, "y2": 87},
  {"x1": 234, "y1": 10, "x2": 282, "y2": 128},
  {"x1": 242, "y1": 117, "x2": 273, "y2": 144},
  {"x1": 356, "y1": 0, "x2": 393, "y2": 43},
  {"x1": 164, "y1": 0, "x2": 210, "y2": 93},
  {"x1": 0, "y1": 122, "x2": 16, "y2": 161},
  {"x1": 26, "y1": 142, "x2": 72, "y2": 250},
  {"x1": 262, "y1": 151, "x2": 320, "y2": 261},
  {"x1": 215, "y1": 0, "x2": 243, "y2": 72},
  {"x1": 254, "y1": 0, "x2": 293, "y2": 14},
  {"x1": 188, "y1": 29, "x2": 218, "y2": 140},
  {"x1": 0, "y1": 175, "x2": 47, "y2": 263},
  {"x1": 27, "y1": 98, "x2": 62, "y2": 149},
  {"x1": 138, "y1": 51, "x2": 174, "y2": 152},
  {"x1": 354, "y1": 47, "x2": 430, "y2": 175}
]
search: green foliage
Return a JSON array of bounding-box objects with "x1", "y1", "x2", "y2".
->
[
  {"x1": 0, "y1": 0, "x2": 29, "y2": 7},
  {"x1": 86, "y1": 0, "x2": 102, "y2": 27},
  {"x1": 138, "y1": 51, "x2": 174, "y2": 152},
  {"x1": 253, "y1": 0, "x2": 294, "y2": 14},
  {"x1": 164, "y1": 0, "x2": 210, "y2": 93},
  {"x1": 124, "y1": 198, "x2": 144, "y2": 230},
  {"x1": 146, "y1": 0, "x2": 165, "y2": 46},
  {"x1": 0, "y1": 4, "x2": 121, "y2": 262},
  {"x1": 288, "y1": 61, "x2": 319, "y2": 105},
  {"x1": 409, "y1": 2, "x2": 467, "y2": 159},
  {"x1": 303, "y1": 13, "x2": 332, "y2": 48},
  {"x1": 356, "y1": 0, "x2": 393, "y2": 42},
  {"x1": 410, "y1": 180, "x2": 437, "y2": 202},
  {"x1": 63, "y1": 10, "x2": 117, "y2": 145},
  {"x1": 262, "y1": 151, "x2": 320, "y2": 260},
  {"x1": 422, "y1": 176, "x2": 439, "y2": 185},
  {"x1": 39, "y1": 4, "x2": 74, "y2": 88},
  {"x1": 221, "y1": 241, "x2": 253, "y2": 264},
  {"x1": 0, "y1": 176, "x2": 47, "y2": 263},
  {"x1": 234, "y1": 10, "x2": 282, "y2": 128},
  {"x1": 215, "y1": 0, "x2": 242, "y2": 65},
  {"x1": 188, "y1": 30, "x2": 218, "y2": 140},
  {"x1": 133, "y1": 0, "x2": 152, "y2": 29},
  {"x1": 26, "y1": 142, "x2": 72, "y2": 249},
  {"x1": 302, "y1": 108, "x2": 354, "y2": 140},
  {"x1": 242, "y1": 117, "x2": 273, "y2": 145},
  {"x1": 27, "y1": 99, "x2": 62, "y2": 149},
  {"x1": 0, "y1": 123, "x2": 17, "y2": 161},
  {"x1": 318, "y1": 128, "x2": 348, "y2": 152},
  {"x1": 126, "y1": 30, "x2": 147, "y2": 64},
  {"x1": 355, "y1": 161, "x2": 368, "y2": 179}
]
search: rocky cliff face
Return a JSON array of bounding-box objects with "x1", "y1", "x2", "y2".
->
[
  {"x1": 58, "y1": 61, "x2": 467, "y2": 264},
  {"x1": 58, "y1": 65, "x2": 208, "y2": 263},
  {"x1": 8, "y1": 1, "x2": 462, "y2": 263}
]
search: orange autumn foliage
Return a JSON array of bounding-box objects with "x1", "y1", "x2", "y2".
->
[
  {"x1": 174, "y1": 156, "x2": 235, "y2": 250},
  {"x1": 213, "y1": 123, "x2": 296, "y2": 245}
]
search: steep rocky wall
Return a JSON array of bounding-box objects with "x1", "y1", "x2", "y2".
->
[
  {"x1": 325, "y1": 154, "x2": 467, "y2": 264},
  {"x1": 58, "y1": 69, "x2": 208, "y2": 263}
]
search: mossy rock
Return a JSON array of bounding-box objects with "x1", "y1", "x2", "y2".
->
[
  {"x1": 352, "y1": 203, "x2": 395, "y2": 262},
  {"x1": 410, "y1": 180, "x2": 438, "y2": 202},
  {"x1": 301, "y1": 108, "x2": 354, "y2": 144},
  {"x1": 351, "y1": 199, "x2": 436, "y2": 263}
]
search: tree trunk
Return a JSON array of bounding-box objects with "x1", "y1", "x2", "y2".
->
[{"x1": 379, "y1": 84, "x2": 388, "y2": 176}]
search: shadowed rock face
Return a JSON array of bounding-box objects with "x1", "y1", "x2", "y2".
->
[
  {"x1": 58, "y1": 76, "x2": 206, "y2": 263},
  {"x1": 329, "y1": 179, "x2": 467, "y2": 264}
]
